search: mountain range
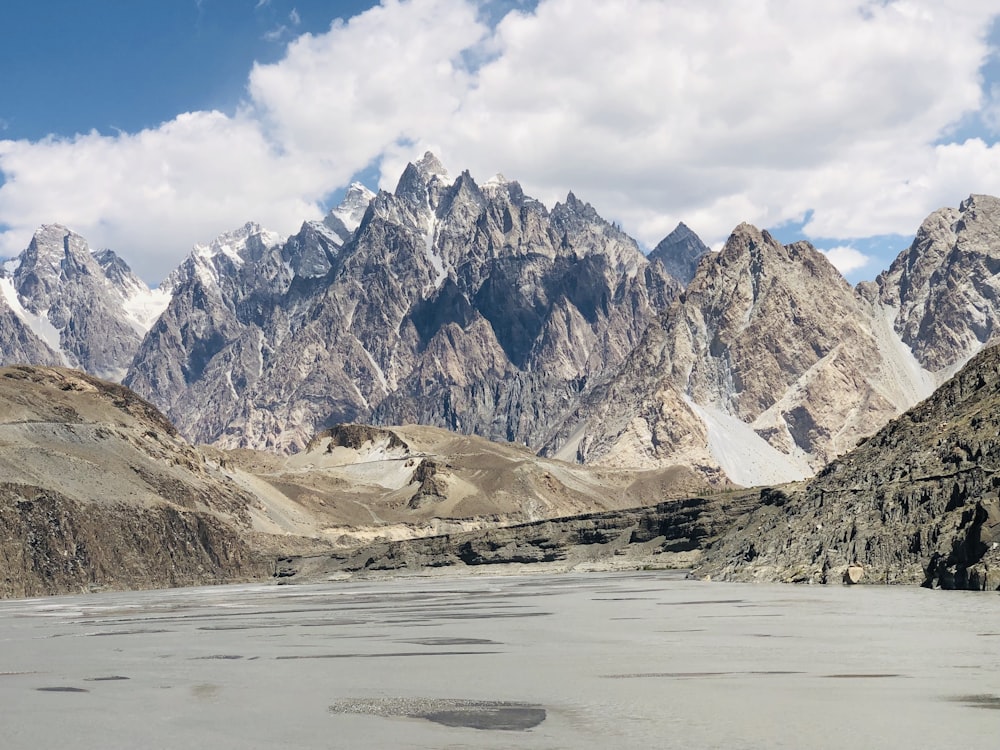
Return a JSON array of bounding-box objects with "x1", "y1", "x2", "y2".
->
[{"x1": 3, "y1": 156, "x2": 1000, "y2": 489}]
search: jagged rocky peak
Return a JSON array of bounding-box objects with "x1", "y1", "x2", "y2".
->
[
  {"x1": 163, "y1": 221, "x2": 285, "y2": 291},
  {"x1": 1, "y1": 224, "x2": 161, "y2": 380},
  {"x1": 193, "y1": 221, "x2": 282, "y2": 264},
  {"x1": 322, "y1": 182, "x2": 377, "y2": 241},
  {"x1": 95, "y1": 248, "x2": 147, "y2": 299},
  {"x1": 125, "y1": 152, "x2": 678, "y2": 453},
  {"x1": 554, "y1": 191, "x2": 602, "y2": 222},
  {"x1": 394, "y1": 151, "x2": 453, "y2": 209},
  {"x1": 480, "y1": 173, "x2": 532, "y2": 206},
  {"x1": 675, "y1": 221, "x2": 876, "y2": 426},
  {"x1": 648, "y1": 222, "x2": 710, "y2": 285},
  {"x1": 435, "y1": 170, "x2": 488, "y2": 227},
  {"x1": 14, "y1": 224, "x2": 95, "y2": 311},
  {"x1": 550, "y1": 191, "x2": 647, "y2": 278},
  {"x1": 876, "y1": 193, "x2": 1000, "y2": 376},
  {"x1": 414, "y1": 150, "x2": 449, "y2": 182},
  {"x1": 545, "y1": 219, "x2": 908, "y2": 487}
]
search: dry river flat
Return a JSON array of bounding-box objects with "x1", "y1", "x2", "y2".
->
[{"x1": 0, "y1": 572, "x2": 998, "y2": 749}]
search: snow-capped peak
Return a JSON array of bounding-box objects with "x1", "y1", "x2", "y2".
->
[
  {"x1": 415, "y1": 151, "x2": 450, "y2": 184},
  {"x1": 192, "y1": 222, "x2": 282, "y2": 265},
  {"x1": 329, "y1": 182, "x2": 376, "y2": 234}
]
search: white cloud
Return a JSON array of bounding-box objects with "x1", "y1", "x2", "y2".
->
[
  {"x1": 262, "y1": 25, "x2": 289, "y2": 42},
  {"x1": 428, "y1": 0, "x2": 997, "y2": 251},
  {"x1": 289, "y1": 8, "x2": 301, "y2": 25},
  {"x1": 248, "y1": 0, "x2": 485, "y2": 171},
  {"x1": 820, "y1": 246, "x2": 871, "y2": 275},
  {"x1": 1, "y1": 0, "x2": 999, "y2": 284},
  {"x1": 0, "y1": 112, "x2": 325, "y2": 281}
]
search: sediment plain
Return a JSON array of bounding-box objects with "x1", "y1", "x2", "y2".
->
[{"x1": 2, "y1": 572, "x2": 998, "y2": 750}]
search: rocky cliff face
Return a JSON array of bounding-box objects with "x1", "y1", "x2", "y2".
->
[
  {"x1": 544, "y1": 224, "x2": 926, "y2": 485},
  {"x1": 0, "y1": 226, "x2": 169, "y2": 380},
  {"x1": 873, "y1": 194, "x2": 1000, "y2": 376},
  {"x1": 0, "y1": 268, "x2": 63, "y2": 367},
  {"x1": 696, "y1": 343, "x2": 1000, "y2": 590},
  {"x1": 126, "y1": 154, "x2": 678, "y2": 452}
]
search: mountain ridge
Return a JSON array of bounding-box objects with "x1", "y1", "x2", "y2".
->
[{"x1": 5, "y1": 161, "x2": 1000, "y2": 489}]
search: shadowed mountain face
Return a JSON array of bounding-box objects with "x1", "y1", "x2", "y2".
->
[
  {"x1": 124, "y1": 154, "x2": 679, "y2": 452},
  {"x1": 695, "y1": 343, "x2": 1000, "y2": 590},
  {"x1": 647, "y1": 222, "x2": 709, "y2": 285}
]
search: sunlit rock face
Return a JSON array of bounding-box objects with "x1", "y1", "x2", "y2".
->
[{"x1": 126, "y1": 153, "x2": 678, "y2": 452}]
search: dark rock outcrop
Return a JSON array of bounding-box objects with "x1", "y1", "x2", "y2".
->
[
  {"x1": 0, "y1": 484, "x2": 266, "y2": 598},
  {"x1": 273, "y1": 490, "x2": 761, "y2": 580}
]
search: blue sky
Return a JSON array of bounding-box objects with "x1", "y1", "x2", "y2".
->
[
  {"x1": 1, "y1": 1, "x2": 999, "y2": 284},
  {"x1": 1, "y1": 1, "x2": 380, "y2": 140}
]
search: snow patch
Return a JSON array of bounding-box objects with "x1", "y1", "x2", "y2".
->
[
  {"x1": 871, "y1": 304, "x2": 936, "y2": 408},
  {"x1": 360, "y1": 345, "x2": 389, "y2": 393},
  {"x1": 193, "y1": 256, "x2": 220, "y2": 288},
  {"x1": 685, "y1": 397, "x2": 811, "y2": 487},
  {"x1": 2, "y1": 258, "x2": 17, "y2": 275},
  {"x1": 307, "y1": 219, "x2": 345, "y2": 248},
  {"x1": 423, "y1": 215, "x2": 446, "y2": 289},
  {"x1": 192, "y1": 224, "x2": 282, "y2": 266},
  {"x1": 0, "y1": 277, "x2": 70, "y2": 365},
  {"x1": 122, "y1": 287, "x2": 172, "y2": 333},
  {"x1": 215, "y1": 242, "x2": 246, "y2": 267}
]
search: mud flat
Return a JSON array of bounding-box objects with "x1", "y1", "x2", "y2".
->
[{"x1": 1, "y1": 572, "x2": 998, "y2": 749}]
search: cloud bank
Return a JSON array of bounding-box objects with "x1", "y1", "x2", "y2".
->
[{"x1": 1, "y1": 0, "x2": 999, "y2": 282}]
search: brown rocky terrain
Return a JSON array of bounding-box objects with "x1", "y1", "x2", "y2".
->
[
  {"x1": 280, "y1": 343, "x2": 1000, "y2": 592},
  {"x1": 0, "y1": 366, "x2": 709, "y2": 597},
  {"x1": 8, "y1": 338, "x2": 1000, "y2": 596},
  {"x1": 0, "y1": 366, "x2": 271, "y2": 597},
  {"x1": 210, "y1": 421, "x2": 711, "y2": 549}
]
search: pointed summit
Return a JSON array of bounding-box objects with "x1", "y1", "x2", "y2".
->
[
  {"x1": 325, "y1": 182, "x2": 376, "y2": 240},
  {"x1": 648, "y1": 222, "x2": 710, "y2": 285},
  {"x1": 876, "y1": 193, "x2": 1000, "y2": 373},
  {"x1": 15, "y1": 225, "x2": 95, "y2": 312},
  {"x1": 415, "y1": 151, "x2": 448, "y2": 181},
  {"x1": 394, "y1": 152, "x2": 453, "y2": 208}
]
